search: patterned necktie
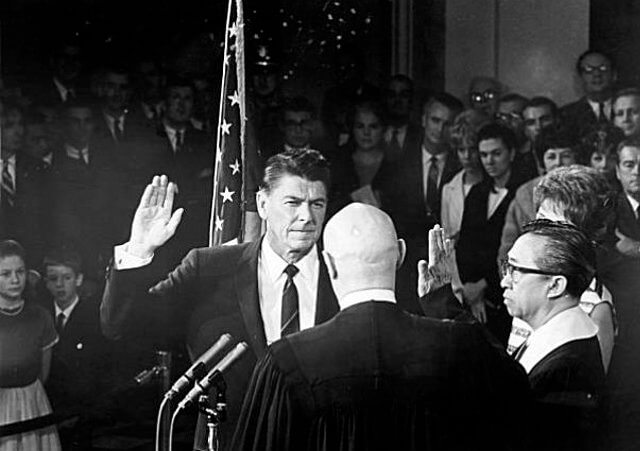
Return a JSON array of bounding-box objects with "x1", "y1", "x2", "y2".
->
[
  {"x1": 426, "y1": 155, "x2": 439, "y2": 216},
  {"x1": 1, "y1": 162, "x2": 15, "y2": 207},
  {"x1": 56, "y1": 313, "x2": 66, "y2": 334},
  {"x1": 281, "y1": 264, "x2": 300, "y2": 337}
]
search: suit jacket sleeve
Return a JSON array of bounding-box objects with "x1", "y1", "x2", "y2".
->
[
  {"x1": 419, "y1": 284, "x2": 470, "y2": 321},
  {"x1": 100, "y1": 248, "x2": 201, "y2": 340}
]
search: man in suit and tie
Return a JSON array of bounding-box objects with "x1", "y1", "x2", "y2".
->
[
  {"x1": 155, "y1": 76, "x2": 215, "y2": 262},
  {"x1": 232, "y1": 203, "x2": 531, "y2": 451},
  {"x1": 384, "y1": 74, "x2": 422, "y2": 162},
  {"x1": 50, "y1": 98, "x2": 113, "y2": 281},
  {"x1": 0, "y1": 100, "x2": 51, "y2": 267},
  {"x1": 383, "y1": 92, "x2": 463, "y2": 313},
  {"x1": 614, "y1": 138, "x2": 640, "y2": 250},
  {"x1": 560, "y1": 50, "x2": 617, "y2": 142},
  {"x1": 100, "y1": 148, "x2": 339, "y2": 447}
]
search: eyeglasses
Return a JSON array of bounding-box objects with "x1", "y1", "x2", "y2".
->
[
  {"x1": 470, "y1": 90, "x2": 497, "y2": 104},
  {"x1": 500, "y1": 260, "x2": 559, "y2": 283},
  {"x1": 496, "y1": 111, "x2": 523, "y2": 123},
  {"x1": 581, "y1": 64, "x2": 611, "y2": 74}
]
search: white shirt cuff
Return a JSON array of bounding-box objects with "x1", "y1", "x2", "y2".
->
[{"x1": 114, "y1": 243, "x2": 154, "y2": 270}]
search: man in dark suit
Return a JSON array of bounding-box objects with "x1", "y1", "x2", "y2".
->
[
  {"x1": 260, "y1": 96, "x2": 322, "y2": 159},
  {"x1": 232, "y1": 203, "x2": 531, "y2": 451},
  {"x1": 42, "y1": 247, "x2": 113, "y2": 449},
  {"x1": 614, "y1": 139, "x2": 640, "y2": 247},
  {"x1": 608, "y1": 138, "x2": 640, "y2": 451},
  {"x1": 49, "y1": 98, "x2": 114, "y2": 280},
  {"x1": 560, "y1": 50, "x2": 616, "y2": 142},
  {"x1": 100, "y1": 149, "x2": 339, "y2": 447},
  {"x1": 26, "y1": 41, "x2": 83, "y2": 106},
  {"x1": 155, "y1": 76, "x2": 215, "y2": 263},
  {"x1": 382, "y1": 92, "x2": 462, "y2": 313},
  {"x1": 0, "y1": 100, "x2": 52, "y2": 268},
  {"x1": 93, "y1": 65, "x2": 168, "y2": 242},
  {"x1": 384, "y1": 74, "x2": 422, "y2": 162}
]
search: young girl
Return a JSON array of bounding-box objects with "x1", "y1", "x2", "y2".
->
[{"x1": 0, "y1": 240, "x2": 61, "y2": 451}]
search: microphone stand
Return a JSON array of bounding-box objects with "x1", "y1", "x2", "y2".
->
[{"x1": 197, "y1": 378, "x2": 227, "y2": 451}]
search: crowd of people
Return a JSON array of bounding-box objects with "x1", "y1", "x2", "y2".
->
[{"x1": 1, "y1": 36, "x2": 640, "y2": 451}]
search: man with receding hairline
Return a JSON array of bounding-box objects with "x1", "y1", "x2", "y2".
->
[{"x1": 232, "y1": 203, "x2": 530, "y2": 451}]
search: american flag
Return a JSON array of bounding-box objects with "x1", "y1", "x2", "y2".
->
[{"x1": 210, "y1": 0, "x2": 247, "y2": 246}]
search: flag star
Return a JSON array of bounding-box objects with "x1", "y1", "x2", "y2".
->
[
  {"x1": 229, "y1": 22, "x2": 238, "y2": 38},
  {"x1": 228, "y1": 91, "x2": 240, "y2": 107},
  {"x1": 215, "y1": 215, "x2": 224, "y2": 231},
  {"x1": 221, "y1": 120, "x2": 232, "y2": 135},
  {"x1": 229, "y1": 159, "x2": 241, "y2": 175},
  {"x1": 220, "y1": 186, "x2": 235, "y2": 203}
]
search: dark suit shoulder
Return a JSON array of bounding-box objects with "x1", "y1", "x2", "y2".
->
[{"x1": 185, "y1": 242, "x2": 255, "y2": 275}]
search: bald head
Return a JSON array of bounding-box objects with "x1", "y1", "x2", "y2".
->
[{"x1": 322, "y1": 203, "x2": 405, "y2": 300}]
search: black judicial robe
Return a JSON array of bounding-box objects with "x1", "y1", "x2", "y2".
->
[{"x1": 231, "y1": 301, "x2": 531, "y2": 451}]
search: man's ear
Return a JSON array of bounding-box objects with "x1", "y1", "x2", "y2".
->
[
  {"x1": 547, "y1": 275, "x2": 568, "y2": 299},
  {"x1": 256, "y1": 190, "x2": 268, "y2": 220},
  {"x1": 321, "y1": 250, "x2": 337, "y2": 279},
  {"x1": 509, "y1": 147, "x2": 516, "y2": 163},
  {"x1": 75, "y1": 273, "x2": 84, "y2": 288},
  {"x1": 396, "y1": 239, "x2": 406, "y2": 270}
]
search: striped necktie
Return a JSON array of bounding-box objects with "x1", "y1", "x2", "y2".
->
[
  {"x1": 1, "y1": 162, "x2": 15, "y2": 207},
  {"x1": 281, "y1": 264, "x2": 300, "y2": 337}
]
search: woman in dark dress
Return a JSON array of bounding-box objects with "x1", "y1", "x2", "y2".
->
[{"x1": 328, "y1": 99, "x2": 392, "y2": 215}]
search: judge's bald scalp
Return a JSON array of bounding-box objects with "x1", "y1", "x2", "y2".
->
[{"x1": 323, "y1": 203, "x2": 399, "y2": 265}]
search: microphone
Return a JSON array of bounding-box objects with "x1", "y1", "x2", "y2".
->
[
  {"x1": 164, "y1": 333, "x2": 233, "y2": 400},
  {"x1": 177, "y1": 342, "x2": 248, "y2": 410}
]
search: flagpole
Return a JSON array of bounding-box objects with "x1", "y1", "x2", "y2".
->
[
  {"x1": 209, "y1": 0, "x2": 234, "y2": 247},
  {"x1": 236, "y1": 0, "x2": 246, "y2": 244}
]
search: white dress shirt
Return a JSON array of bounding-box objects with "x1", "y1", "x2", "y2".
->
[
  {"x1": 53, "y1": 77, "x2": 73, "y2": 102},
  {"x1": 104, "y1": 112, "x2": 125, "y2": 139},
  {"x1": 258, "y1": 239, "x2": 319, "y2": 344},
  {"x1": 385, "y1": 124, "x2": 408, "y2": 148},
  {"x1": 55, "y1": 295, "x2": 81, "y2": 329},
  {"x1": 626, "y1": 194, "x2": 639, "y2": 218},
  {"x1": 487, "y1": 186, "x2": 508, "y2": 218},
  {"x1": 65, "y1": 144, "x2": 90, "y2": 164},
  {"x1": 587, "y1": 98, "x2": 612, "y2": 121},
  {"x1": 340, "y1": 289, "x2": 396, "y2": 310},
  {"x1": 164, "y1": 124, "x2": 186, "y2": 153}
]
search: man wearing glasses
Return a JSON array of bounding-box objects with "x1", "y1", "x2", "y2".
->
[
  {"x1": 560, "y1": 50, "x2": 617, "y2": 142},
  {"x1": 421, "y1": 220, "x2": 605, "y2": 451}
]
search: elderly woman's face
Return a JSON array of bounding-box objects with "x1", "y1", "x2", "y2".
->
[{"x1": 353, "y1": 109, "x2": 384, "y2": 151}]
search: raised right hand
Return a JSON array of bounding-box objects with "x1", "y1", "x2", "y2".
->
[
  {"x1": 417, "y1": 224, "x2": 454, "y2": 297},
  {"x1": 128, "y1": 175, "x2": 184, "y2": 258}
]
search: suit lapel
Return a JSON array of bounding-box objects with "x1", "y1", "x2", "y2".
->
[{"x1": 234, "y1": 240, "x2": 268, "y2": 357}]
